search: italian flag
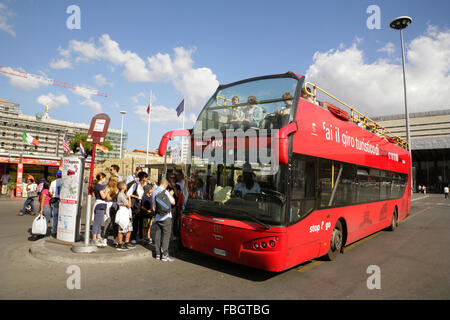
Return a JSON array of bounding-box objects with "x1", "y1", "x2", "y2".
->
[{"x1": 22, "y1": 130, "x2": 39, "y2": 146}]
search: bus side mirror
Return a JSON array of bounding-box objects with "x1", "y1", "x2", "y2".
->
[
  {"x1": 276, "y1": 122, "x2": 298, "y2": 165},
  {"x1": 158, "y1": 129, "x2": 190, "y2": 156}
]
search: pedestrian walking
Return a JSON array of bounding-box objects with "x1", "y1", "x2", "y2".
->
[
  {"x1": 38, "y1": 181, "x2": 52, "y2": 234},
  {"x1": 49, "y1": 170, "x2": 62, "y2": 237},
  {"x1": 19, "y1": 176, "x2": 37, "y2": 216},
  {"x1": 115, "y1": 181, "x2": 135, "y2": 251},
  {"x1": 152, "y1": 178, "x2": 176, "y2": 261},
  {"x1": 444, "y1": 186, "x2": 449, "y2": 200},
  {"x1": 423, "y1": 186, "x2": 427, "y2": 195}
]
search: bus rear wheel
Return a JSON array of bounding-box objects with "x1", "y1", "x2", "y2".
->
[
  {"x1": 324, "y1": 220, "x2": 343, "y2": 261},
  {"x1": 387, "y1": 209, "x2": 398, "y2": 231}
]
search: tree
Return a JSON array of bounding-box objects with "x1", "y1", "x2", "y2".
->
[{"x1": 69, "y1": 133, "x2": 113, "y2": 157}]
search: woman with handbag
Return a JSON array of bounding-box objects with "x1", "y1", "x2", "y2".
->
[
  {"x1": 18, "y1": 177, "x2": 37, "y2": 216},
  {"x1": 38, "y1": 181, "x2": 52, "y2": 234}
]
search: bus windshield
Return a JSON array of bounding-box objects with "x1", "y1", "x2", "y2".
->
[
  {"x1": 195, "y1": 76, "x2": 299, "y2": 132},
  {"x1": 185, "y1": 158, "x2": 288, "y2": 226}
]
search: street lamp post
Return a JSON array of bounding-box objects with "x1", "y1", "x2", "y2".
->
[
  {"x1": 390, "y1": 16, "x2": 412, "y2": 151},
  {"x1": 119, "y1": 111, "x2": 127, "y2": 159},
  {"x1": 390, "y1": 16, "x2": 413, "y2": 190}
]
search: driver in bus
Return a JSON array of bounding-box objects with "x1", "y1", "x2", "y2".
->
[{"x1": 232, "y1": 164, "x2": 261, "y2": 198}]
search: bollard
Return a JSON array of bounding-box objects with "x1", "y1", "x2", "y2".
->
[
  {"x1": 72, "y1": 194, "x2": 98, "y2": 253},
  {"x1": 84, "y1": 194, "x2": 92, "y2": 246}
]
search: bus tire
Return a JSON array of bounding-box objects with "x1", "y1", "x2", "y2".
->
[
  {"x1": 387, "y1": 209, "x2": 398, "y2": 231},
  {"x1": 324, "y1": 220, "x2": 343, "y2": 261}
]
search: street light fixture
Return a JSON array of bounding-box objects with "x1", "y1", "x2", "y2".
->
[
  {"x1": 119, "y1": 111, "x2": 127, "y2": 159},
  {"x1": 389, "y1": 16, "x2": 412, "y2": 151},
  {"x1": 390, "y1": 16, "x2": 413, "y2": 190}
]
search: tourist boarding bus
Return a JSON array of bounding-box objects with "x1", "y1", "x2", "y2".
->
[{"x1": 158, "y1": 72, "x2": 411, "y2": 272}]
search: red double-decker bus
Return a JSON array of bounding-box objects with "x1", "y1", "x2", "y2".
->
[{"x1": 158, "y1": 72, "x2": 411, "y2": 272}]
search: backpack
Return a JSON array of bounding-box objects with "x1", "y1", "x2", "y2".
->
[
  {"x1": 155, "y1": 191, "x2": 172, "y2": 216},
  {"x1": 127, "y1": 181, "x2": 141, "y2": 212}
]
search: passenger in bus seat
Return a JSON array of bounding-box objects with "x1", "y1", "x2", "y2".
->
[
  {"x1": 243, "y1": 96, "x2": 264, "y2": 129},
  {"x1": 229, "y1": 96, "x2": 245, "y2": 129},
  {"x1": 272, "y1": 92, "x2": 294, "y2": 127},
  {"x1": 301, "y1": 87, "x2": 320, "y2": 106}
]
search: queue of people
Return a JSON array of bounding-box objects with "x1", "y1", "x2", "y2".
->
[{"x1": 90, "y1": 165, "x2": 185, "y2": 262}]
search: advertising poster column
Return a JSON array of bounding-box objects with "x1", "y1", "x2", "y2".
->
[{"x1": 57, "y1": 157, "x2": 85, "y2": 243}]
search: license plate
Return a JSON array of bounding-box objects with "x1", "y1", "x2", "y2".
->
[{"x1": 213, "y1": 248, "x2": 227, "y2": 257}]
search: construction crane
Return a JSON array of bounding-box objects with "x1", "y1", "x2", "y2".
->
[{"x1": 0, "y1": 65, "x2": 108, "y2": 98}]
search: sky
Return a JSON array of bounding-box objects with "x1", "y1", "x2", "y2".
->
[{"x1": 0, "y1": 0, "x2": 449, "y2": 152}]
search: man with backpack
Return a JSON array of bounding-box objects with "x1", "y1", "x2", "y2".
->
[
  {"x1": 152, "y1": 178, "x2": 175, "y2": 261},
  {"x1": 126, "y1": 171, "x2": 148, "y2": 244}
]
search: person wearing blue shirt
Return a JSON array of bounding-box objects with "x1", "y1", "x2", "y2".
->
[{"x1": 152, "y1": 178, "x2": 175, "y2": 261}]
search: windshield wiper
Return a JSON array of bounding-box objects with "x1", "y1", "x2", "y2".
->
[
  {"x1": 226, "y1": 207, "x2": 271, "y2": 230},
  {"x1": 186, "y1": 203, "x2": 271, "y2": 230}
]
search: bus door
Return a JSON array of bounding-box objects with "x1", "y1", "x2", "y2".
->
[{"x1": 288, "y1": 155, "x2": 320, "y2": 262}]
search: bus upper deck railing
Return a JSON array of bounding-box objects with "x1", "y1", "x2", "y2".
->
[{"x1": 304, "y1": 82, "x2": 408, "y2": 150}]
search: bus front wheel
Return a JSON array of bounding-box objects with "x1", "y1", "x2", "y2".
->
[{"x1": 324, "y1": 220, "x2": 343, "y2": 261}]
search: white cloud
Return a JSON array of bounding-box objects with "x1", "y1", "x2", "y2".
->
[
  {"x1": 377, "y1": 42, "x2": 395, "y2": 56},
  {"x1": 134, "y1": 104, "x2": 197, "y2": 125},
  {"x1": 93, "y1": 74, "x2": 113, "y2": 87},
  {"x1": 49, "y1": 58, "x2": 73, "y2": 69},
  {"x1": 80, "y1": 98, "x2": 102, "y2": 113},
  {"x1": 36, "y1": 93, "x2": 69, "y2": 109},
  {"x1": 0, "y1": 3, "x2": 15, "y2": 37},
  {"x1": 0, "y1": 66, "x2": 50, "y2": 91},
  {"x1": 72, "y1": 86, "x2": 102, "y2": 112},
  {"x1": 305, "y1": 26, "x2": 450, "y2": 117},
  {"x1": 130, "y1": 92, "x2": 146, "y2": 104},
  {"x1": 54, "y1": 34, "x2": 219, "y2": 112}
]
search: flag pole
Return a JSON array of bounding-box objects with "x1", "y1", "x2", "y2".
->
[
  {"x1": 182, "y1": 98, "x2": 185, "y2": 130},
  {"x1": 145, "y1": 90, "x2": 152, "y2": 166}
]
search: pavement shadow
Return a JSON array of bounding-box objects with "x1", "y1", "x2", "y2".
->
[{"x1": 167, "y1": 243, "x2": 278, "y2": 282}]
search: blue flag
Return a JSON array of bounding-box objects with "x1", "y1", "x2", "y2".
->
[{"x1": 176, "y1": 99, "x2": 184, "y2": 117}]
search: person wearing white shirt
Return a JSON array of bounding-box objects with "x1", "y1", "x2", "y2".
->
[
  {"x1": 126, "y1": 167, "x2": 143, "y2": 185},
  {"x1": 127, "y1": 171, "x2": 148, "y2": 243},
  {"x1": 49, "y1": 170, "x2": 62, "y2": 237},
  {"x1": 444, "y1": 186, "x2": 449, "y2": 200},
  {"x1": 19, "y1": 177, "x2": 37, "y2": 216}
]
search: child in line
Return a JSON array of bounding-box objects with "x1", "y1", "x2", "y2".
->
[
  {"x1": 116, "y1": 181, "x2": 135, "y2": 251},
  {"x1": 140, "y1": 184, "x2": 154, "y2": 245}
]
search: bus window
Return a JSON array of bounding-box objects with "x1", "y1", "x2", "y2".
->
[
  {"x1": 333, "y1": 163, "x2": 356, "y2": 206},
  {"x1": 290, "y1": 156, "x2": 316, "y2": 223},
  {"x1": 379, "y1": 170, "x2": 392, "y2": 200},
  {"x1": 319, "y1": 159, "x2": 333, "y2": 207}
]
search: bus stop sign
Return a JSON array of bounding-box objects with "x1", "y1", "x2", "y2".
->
[{"x1": 86, "y1": 113, "x2": 110, "y2": 144}]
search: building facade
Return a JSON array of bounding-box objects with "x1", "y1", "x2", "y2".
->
[
  {"x1": 373, "y1": 109, "x2": 450, "y2": 193},
  {"x1": 0, "y1": 99, "x2": 127, "y2": 196}
]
